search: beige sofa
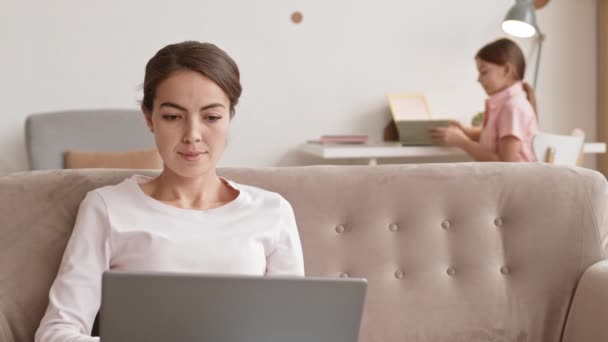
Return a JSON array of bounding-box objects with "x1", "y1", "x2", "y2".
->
[{"x1": 1, "y1": 163, "x2": 608, "y2": 342}]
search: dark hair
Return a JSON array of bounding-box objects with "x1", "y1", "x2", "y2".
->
[
  {"x1": 142, "y1": 41, "x2": 242, "y2": 117},
  {"x1": 476, "y1": 38, "x2": 537, "y2": 114}
]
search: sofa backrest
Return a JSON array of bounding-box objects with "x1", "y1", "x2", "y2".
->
[
  {"x1": 1, "y1": 164, "x2": 607, "y2": 342},
  {"x1": 25, "y1": 109, "x2": 154, "y2": 170}
]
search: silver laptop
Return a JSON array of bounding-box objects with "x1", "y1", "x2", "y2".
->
[{"x1": 100, "y1": 271, "x2": 367, "y2": 342}]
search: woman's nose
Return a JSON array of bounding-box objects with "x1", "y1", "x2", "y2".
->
[
  {"x1": 182, "y1": 135, "x2": 201, "y2": 144},
  {"x1": 182, "y1": 121, "x2": 202, "y2": 143}
]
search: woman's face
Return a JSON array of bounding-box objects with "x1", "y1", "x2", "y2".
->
[
  {"x1": 143, "y1": 69, "x2": 231, "y2": 178},
  {"x1": 475, "y1": 57, "x2": 514, "y2": 96}
]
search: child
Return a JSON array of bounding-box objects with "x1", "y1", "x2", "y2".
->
[{"x1": 429, "y1": 38, "x2": 539, "y2": 162}]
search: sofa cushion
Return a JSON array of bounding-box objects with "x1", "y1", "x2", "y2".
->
[{"x1": 64, "y1": 149, "x2": 162, "y2": 169}]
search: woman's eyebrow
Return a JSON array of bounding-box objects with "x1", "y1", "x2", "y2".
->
[
  {"x1": 160, "y1": 102, "x2": 187, "y2": 111},
  {"x1": 200, "y1": 103, "x2": 226, "y2": 111},
  {"x1": 159, "y1": 102, "x2": 225, "y2": 111}
]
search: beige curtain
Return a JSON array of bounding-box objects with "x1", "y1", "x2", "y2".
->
[{"x1": 598, "y1": 1, "x2": 608, "y2": 175}]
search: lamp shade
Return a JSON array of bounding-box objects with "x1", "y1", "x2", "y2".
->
[{"x1": 502, "y1": 0, "x2": 538, "y2": 38}]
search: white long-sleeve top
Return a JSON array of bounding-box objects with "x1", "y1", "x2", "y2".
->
[{"x1": 35, "y1": 175, "x2": 305, "y2": 342}]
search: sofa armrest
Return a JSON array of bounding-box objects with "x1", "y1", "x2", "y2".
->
[{"x1": 562, "y1": 261, "x2": 608, "y2": 342}]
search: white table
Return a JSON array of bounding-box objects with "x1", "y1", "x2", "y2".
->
[{"x1": 300, "y1": 142, "x2": 607, "y2": 165}]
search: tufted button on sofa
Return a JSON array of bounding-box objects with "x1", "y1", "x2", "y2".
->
[{"x1": 1, "y1": 163, "x2": 607, "y2": 342}]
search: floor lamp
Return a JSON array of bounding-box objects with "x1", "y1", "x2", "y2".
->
[{"x1": 501, "y1": 0, "x2": 544, "y2": 89}]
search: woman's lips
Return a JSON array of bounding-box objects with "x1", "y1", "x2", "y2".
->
[{"x1": 178, "y1": 151, "x2": 206, "y2": 161}]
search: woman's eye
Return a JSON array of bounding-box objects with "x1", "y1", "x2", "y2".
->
[
  {"x1": 206, "y1": 115, "x2": 221, "y2": 122},
  {"x1": 161, "y1": 114, "x2": 180, "y2": 121}
]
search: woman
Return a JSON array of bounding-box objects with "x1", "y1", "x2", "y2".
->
[{"x1": 35, "y1": 41, "x2": 305, "y2": 342}]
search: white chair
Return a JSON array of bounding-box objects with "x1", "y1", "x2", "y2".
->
[{"x1": 532, "y1": 129, "x2": 585, "y2": 166}]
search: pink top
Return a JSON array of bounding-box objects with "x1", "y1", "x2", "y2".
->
[
  {"x1": 35, "y1": 175, "x2": 305, "y2": 342},
  {"x1": 478, "y1": 81, "x2": 538, "y2": 161}
]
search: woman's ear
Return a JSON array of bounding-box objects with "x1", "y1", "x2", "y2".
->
[{"x1": 141, "y1": 105, "x2": 154, "y2": 133}]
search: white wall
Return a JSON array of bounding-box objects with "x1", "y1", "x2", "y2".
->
[{"x1": 0, "y1": 0, "x2": 597, "y2": 173}]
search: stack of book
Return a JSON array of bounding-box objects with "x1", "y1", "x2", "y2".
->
[{"x1": 308, "y1": 135, "x2": 369, "y2": 144}]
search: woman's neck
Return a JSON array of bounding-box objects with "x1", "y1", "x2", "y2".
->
[{"x1": 144, "y1": 168, "x2": 229, "y2": 210}]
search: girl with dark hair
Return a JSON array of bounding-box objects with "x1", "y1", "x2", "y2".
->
[
  {"x1": 35, "y1": 41, "x2": 305, "y2": 342},
  {"x1": 430, "y1": 38, "x2": 539, "y2": 162}
]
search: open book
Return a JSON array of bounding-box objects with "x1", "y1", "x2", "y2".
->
[{"x1": 387, "y1": 93, "x2": 448, "y2": 146}]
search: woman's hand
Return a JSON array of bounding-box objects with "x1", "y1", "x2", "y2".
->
[{"x1": 429, "y1": 123, "x2": 470, "y2": 147}]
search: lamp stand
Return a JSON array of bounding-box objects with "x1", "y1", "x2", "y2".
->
[{"x1": 533, "y1": 31, "x2": 546, "y2": 89}]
